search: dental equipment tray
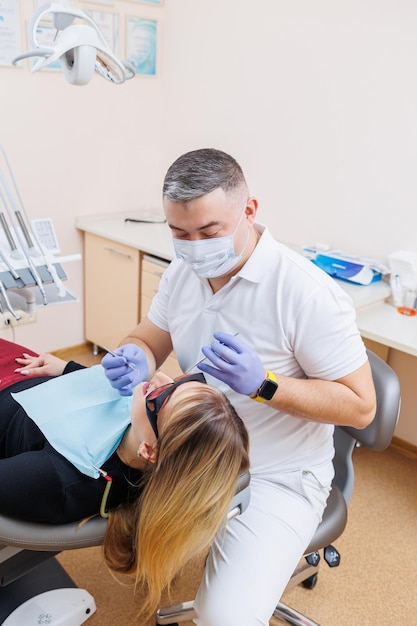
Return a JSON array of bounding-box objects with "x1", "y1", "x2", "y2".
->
[{"x1": 0, "y1": 263, "x2": 67, "y2": 289}]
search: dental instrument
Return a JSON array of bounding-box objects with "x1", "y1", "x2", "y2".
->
[
  {"x1": 184, "y1": 333, "x2": 240, "y2": 374},
  {"x1": 0, "y1": 170, "x2": 47, "y2": 304},
  {"x1": 0, "y1": 279, "x2": 21, "y2": 321},
  {"x1": 14, "y1": 210, "x2": 38, "y2": 256},
  {"x1": 184, "y1": 355, "x2": 211, "y2": 374},
  {"x1": 0, "y1": 210, "x2": 22, "y2": 261},
  {"x1": 12, "y1": 3, "x2": 135, "y2": 86},
  {"x1": 0, "y1": 248, "x2": 20, "y2": 281},
  {"x1": 91, "y1": 465, "x2": 113, "y2": 519},
  {"x1": 125, "y1": 217, "x2": 167, "y2": 224},
  {"x1": 0, "y1": 145, "x2": 66, "y2": 298},
  {"x1": 103, "y1": 346, "x2": 138, "y2": 371}
]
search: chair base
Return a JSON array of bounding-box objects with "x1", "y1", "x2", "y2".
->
[
  {"x1": 270, "y1": 558, "x2": 322, "y2": 625},
  {"x1": 0, "y1": 554, "x2": 76, "y2": 622},
  {"x1": 155, "y1": 557, "x2": 321, "y2": 625},
  {"x1": 272, "y1": 602, "x2": 320, "y2": 626},
  {"x1": 156, "y1": 598, "x2": 321, "y2": 626},
  {"x1": 283, "y1": 558, "x2": 318, "y2": 592},
  {"x1": 156, "y1": 600, "x2": 195, "y2": 624}
]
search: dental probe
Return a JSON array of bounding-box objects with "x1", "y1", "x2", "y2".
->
[
  {"x1": 0, "y1": 210, "x2": 22, "y2": 260},
  {"x1": 0, "y1": 248, "x2": 20, "y2": 280},
  {"x1": 184, "y1": 332, "x2": 239, "y2": 374},
  {"x1": 103, "y1": 346, "x2": 137, "y2": 371},
  {"x1": 15, "y1": 209, "x2": 38, "y2": 253},
  {"x1": 0, "y1": 279, "x2": 21, "y2": 320}
]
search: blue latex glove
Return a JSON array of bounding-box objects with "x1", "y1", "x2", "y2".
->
[
  {"x1": 198, "y1": 332, "x2": 265, "y2": 396},
  {"x1": 101, "y1": 344, "x2": 148, "y2": 396}
]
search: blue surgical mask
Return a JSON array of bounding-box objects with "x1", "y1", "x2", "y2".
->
[{"x1": 173, "y1": 208, "x2": 248, "y2": 278}]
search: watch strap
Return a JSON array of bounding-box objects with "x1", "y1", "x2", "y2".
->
[{"x1": 253, "y1": 370, "x2": 278, "y2": 403}]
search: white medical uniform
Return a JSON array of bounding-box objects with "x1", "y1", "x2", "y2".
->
[{"x1": 148, "y1": 225, "x2": 367, "y2": 626}]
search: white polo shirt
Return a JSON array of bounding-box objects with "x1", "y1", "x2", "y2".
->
[{"x1": 148, "y1": 225, "x2": 367, "y2": 475}]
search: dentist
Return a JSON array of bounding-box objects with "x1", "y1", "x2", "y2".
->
[{"x1": 102, "y1": 148, "x2": 376, "y2": 626}]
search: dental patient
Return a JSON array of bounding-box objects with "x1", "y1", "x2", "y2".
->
[{"x1": 0, "y1": 338, "x2": 249, "y2": 617}]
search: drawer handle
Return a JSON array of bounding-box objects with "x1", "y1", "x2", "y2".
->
[{"x1": 104, "y1": 246, "x2": 132, "y2": 260}]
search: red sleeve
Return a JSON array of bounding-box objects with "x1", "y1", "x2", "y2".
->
[{"x1": 0, "y1": 338, "x2": 39, "y2": 391}]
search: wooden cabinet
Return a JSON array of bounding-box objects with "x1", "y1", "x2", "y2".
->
[
  {"x1": 83, "y1": 235, "x2": 181, "y2": 376},
  {"x1": 141, "y1": 254, "x2": 182, "y2": 378},
  {"x1": 84, "y1": 232, "x2": 140, "y2": 351}
]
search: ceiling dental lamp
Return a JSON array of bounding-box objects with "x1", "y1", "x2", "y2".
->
[{"x1": 12, "y1": 2, "x2": 135, "y2": 86}]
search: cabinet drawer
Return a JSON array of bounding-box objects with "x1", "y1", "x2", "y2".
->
[
  {"x1": 141, "y1": 255, "x2": 169, "y2": 317},
  {"x1": 141, "y1": 271, "x2": 161, "y2": 299},
  {"x1": 142, "y1": 256, "x2": 168, "y2": 278},
  {"x1": 141, "y1": 295, "x2": 153, "y2": 321},
  {"x1": 140, "y1": 255, "x2": 180, "y2": 375},
  {"x1": 141, "y1": 257, "x2": 168, "y2": 295}
]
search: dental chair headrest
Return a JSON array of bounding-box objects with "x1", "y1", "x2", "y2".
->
[{"x1": 12, "y1": 2, "x2": 135, "y2": 85}]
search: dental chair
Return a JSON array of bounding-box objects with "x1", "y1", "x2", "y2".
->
[
  {"x1": 0, "y1": 350, "x2": 400, "y2": 626},
  {"x1": 0, "y1": 471, "x2": 250, "y2": 624},
  {"x1": 155, "y1": 350, "x2": 401, "y2": 626},
  {"x1": 0, "y1": 515, "x2": 105, "y2": 624}
]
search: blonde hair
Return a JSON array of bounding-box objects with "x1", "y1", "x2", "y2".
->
[{"x1": 103, "y1": 384, "x2": 249, "y2": 622}]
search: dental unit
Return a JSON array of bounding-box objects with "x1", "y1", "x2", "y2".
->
[
  {"x1": 12, "y1": 2, "x2": 135, "y2": 86},
  {"x1": 0, "y1": 145, "x2": 68, "y2": 322}
]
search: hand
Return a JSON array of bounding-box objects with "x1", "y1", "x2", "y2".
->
[
  {"x1": 101, "y1": 344, "x2": 148, "y2": 396},
  {"x1": 198, "y1": 332, "x2": 265, "y2": 396},
  {"x1": 14, "y1": 353, "x2": 68, "y2": 377}
]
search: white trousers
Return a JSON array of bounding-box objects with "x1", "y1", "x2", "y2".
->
[{"x1": 193, "y1": 462, "x2": 334, "y2": 626}]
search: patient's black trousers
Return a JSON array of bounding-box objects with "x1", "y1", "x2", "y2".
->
[{"x1": 0, "y1": 364, "x2": 142, "y2": 524}]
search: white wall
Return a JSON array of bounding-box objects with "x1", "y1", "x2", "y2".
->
[
  {"x1": 1, "y1": 0, "x2": 417, "y2": 352},
  {"x1": 161, "y1": 0, "x2": 417, "y2": 261},
  {"x1": 159, "y1": 0, "x2": 417, "y2": 447}
]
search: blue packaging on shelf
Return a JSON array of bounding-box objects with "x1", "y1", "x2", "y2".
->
[{"x1": 313, "y1": 253, "x2": 382, "y2": 285}]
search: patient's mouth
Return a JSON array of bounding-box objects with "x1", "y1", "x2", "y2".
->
[{"x1": 143, "y1": 381, "x2": 153, "y2": 396}]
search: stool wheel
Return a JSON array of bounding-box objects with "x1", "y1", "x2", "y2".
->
[{"x1": 301, "y1": 573, "x2": 318, "y2": 589}]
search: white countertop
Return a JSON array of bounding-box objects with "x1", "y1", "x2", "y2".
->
[
  {"x1": 356, "y1": 302, "x2": 417, "y2": 356},
  {"x1": 77, "y1": 212, "x2": 417, "y2": 356},
  {"x1": 76, "y1": 211, "x2": 175, "y2": 261},
  {"x1": 336, "y1": 280, "x2": 391, "y2": 310}
]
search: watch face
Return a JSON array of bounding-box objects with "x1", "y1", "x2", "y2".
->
[{"x1": 258, "y1": 378, "x2": 278, "y2": 400}]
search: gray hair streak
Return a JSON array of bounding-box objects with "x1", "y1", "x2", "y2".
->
[{"x1": 163, "y1": 148, "x2": 247, "y2": 202}]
